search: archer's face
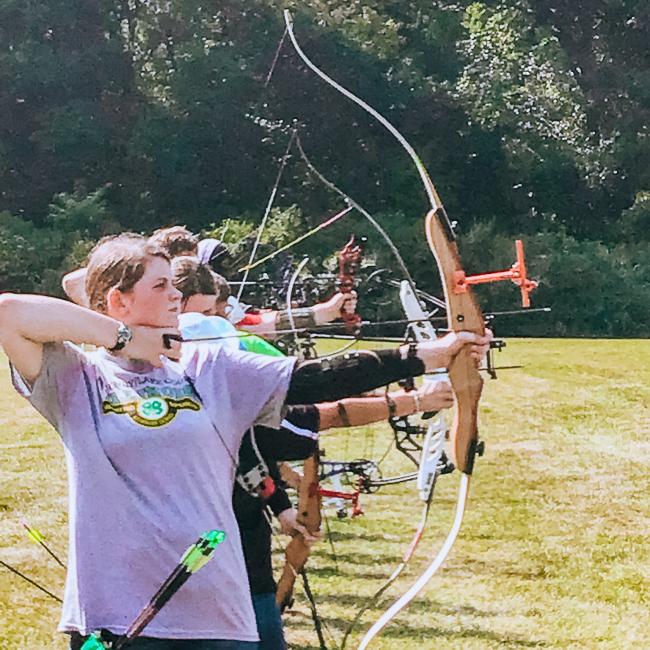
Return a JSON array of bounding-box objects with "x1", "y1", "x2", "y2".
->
[
  {"x1": 183, "y1": 293, "x2": 218, "y2": 316},
  {"x1": 117, "y1": 256, "x2": 182, "y2": 328}
]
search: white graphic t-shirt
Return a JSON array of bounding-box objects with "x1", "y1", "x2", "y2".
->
[{"x1": 12, "y1": 341, "x2": 296, "y2": 640}]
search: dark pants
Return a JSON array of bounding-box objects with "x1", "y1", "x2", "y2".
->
[
  {"x1": 69, "y1": 632, "x2": 259, "y2": 649},
  {"x1": 251, "y1": 593, "x2": 286, "y2": 650}
]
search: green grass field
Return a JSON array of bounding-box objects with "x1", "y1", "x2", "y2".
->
[{"x1": 1, "y1": 339, "x2": 649, "y2": 649}]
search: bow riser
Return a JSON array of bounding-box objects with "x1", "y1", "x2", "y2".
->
[
  {"x1": 448, "y1": 362, "x2": 483, "y2": 474},
  {"x1": 275, "y1": 451, "x2": 321, "y2": 611},
  {"x1": 425, "y1": 209, "x2": 484, "y2": 474}
]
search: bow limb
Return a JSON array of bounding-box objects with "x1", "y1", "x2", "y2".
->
[
  {"x1": 284, "y1": 11, "x2": 442, "y2": 213},
  {"x1": 356, "y1": 476, "x2": 469, "y2": 650},
  {"x1": 284, "y1": 11, "x2": 487, "y2": 647},
  {"x1": 284, "y1": 8, "x2": 485, "y2": 477},
  {"x1": 275, "y1": 451, "x2": 322, "y2": 611}
]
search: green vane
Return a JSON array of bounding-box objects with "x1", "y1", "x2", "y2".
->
[
  {"x1": 181, "y1": 529, "x2": 226, "y2": 573},
  {"x1": 81, "y1": 530, "x2": 226, "y2": 650}
]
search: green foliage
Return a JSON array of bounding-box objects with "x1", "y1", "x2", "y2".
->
[
  {"x1": 617, "y1": 191, "x2": 650, "y2": 243},
  {"x1": 46, "y1": 186, "x2": 117, "y2": 237},
  {"x1": 528, "y1": 229, "x2": 650, "y2": 338},
  {"x1": 0, "y1": 212, "x2": 64, "y2": 294},
  {"x1": 0, "y1": 0, "x2": 648, "y2": 336},
  {"x1": 0, "y1": 188, "x2": 120, "y2": 296},
  {"x1": 453, "y1": 2, "x2": 613, "y2": 237},
  {"x1": 203, "y1": 205, "x2": 305, "y2": 274},
  {"x1": 257, "y1": 205, "x2": 304, "y2": 250}
]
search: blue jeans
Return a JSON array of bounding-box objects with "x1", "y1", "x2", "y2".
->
[
  {"x1": 252, "y1": 593, "x2": 286, "y2": 650},
  {"x1": 69, "y1": 633, "x2": 259, "y2": 649}
]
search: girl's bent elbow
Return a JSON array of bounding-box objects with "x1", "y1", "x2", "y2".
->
[
  {"x1": 0, "y1": 293, "x2": 21, "y2": 334},
  {"x1": 0, "y1": 292, "x2": 19, "y2": 315}
]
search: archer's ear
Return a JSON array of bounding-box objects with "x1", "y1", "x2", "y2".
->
[{"x1": 105, "y1": 286, "x2": 130, "y2": 319}]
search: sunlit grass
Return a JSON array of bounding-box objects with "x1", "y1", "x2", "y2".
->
[{"x1": 1, "y1": 340, "x2": 648, "y2": 649}]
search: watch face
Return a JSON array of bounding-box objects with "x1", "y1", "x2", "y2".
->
[
  {"x1": 121, "y1": 324, "x2": 133, "y2": 343},
  {"x1": 111, "y1": 323, "x2": 132, "y2": 350}
]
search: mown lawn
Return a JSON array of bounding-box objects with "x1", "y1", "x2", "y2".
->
[{"x1": 1, "y1": 339, "x2": 648, "y2": 649}]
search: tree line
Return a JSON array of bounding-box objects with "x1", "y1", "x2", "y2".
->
[{"x1": 0, "y1": 1, "x2": 648, "y2": 337}]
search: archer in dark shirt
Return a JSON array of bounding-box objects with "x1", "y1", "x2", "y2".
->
[{"x1": 234, "y1": 405, "x2": 319, "y2": 596}]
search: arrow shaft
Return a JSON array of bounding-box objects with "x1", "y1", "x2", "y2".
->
[{"x1": 0, "y1": 559, "x2": 63, "y2": 603}]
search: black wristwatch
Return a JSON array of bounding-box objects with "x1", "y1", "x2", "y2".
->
[{"x1": 109, "y1": 322, "x2": 133, "y2": 352}]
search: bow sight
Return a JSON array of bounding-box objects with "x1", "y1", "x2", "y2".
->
[{"x1": 454, "y1": 239, "x2": 538, "y2": 308}]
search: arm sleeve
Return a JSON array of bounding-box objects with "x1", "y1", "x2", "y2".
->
[
  {"x1": 285, "y1": 349, "x2": 424, "y2": 404},
  {"x1": 267, "y1": 485, "x2": 293, "y2": 517},
  {"x1": 255, "y1": 405, "x2": 319, "y2": 462}
]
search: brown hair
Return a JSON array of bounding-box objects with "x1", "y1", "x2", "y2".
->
[
  {"x1": 149, "y1": 226, "x2": 199, "y2": 258},
  {"x1": 212, "y1": 271, "x2": 231, "y2": 303},
  {"x1": 85, "y1": 234, "x2": 169, "y2": 313},
  {"x1": 171, "y1": 256, "x2": 216, "y2": 303}
]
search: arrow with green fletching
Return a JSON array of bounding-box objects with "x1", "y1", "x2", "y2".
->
[
  {"x1": 22, "y1": 520, "x2": 66, "y2": 570},
  {"x1": 81, "y1": 529, "x2": 226, "y2": 649}
]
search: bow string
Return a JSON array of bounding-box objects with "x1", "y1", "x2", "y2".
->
[{"x1": 283, "y1": 10, "x2": 486, "y2": 648}]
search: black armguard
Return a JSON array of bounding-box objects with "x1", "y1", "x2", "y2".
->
[
  {"x1": 286, "y1": 349, "x2": 425, "y2": 404},
  {"x1": 267, "y1": 485, "x2": 292, "y2": 517}
]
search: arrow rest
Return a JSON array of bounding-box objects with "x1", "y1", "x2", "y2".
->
[{"x1": 486, "y1": 338, "x2": 506, "y2": 379}]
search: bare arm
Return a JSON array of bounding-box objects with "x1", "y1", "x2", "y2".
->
[
  {"x1": 237, "y1": 293, "x2": 357, "y2": 336},
  {"x1": 0, "y1": 294, "x2": 179, "y2": 383},
  {"x1": 318, "y1": 381, "x2": 453, "y2": 430}
]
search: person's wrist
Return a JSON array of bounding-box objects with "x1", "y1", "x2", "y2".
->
[
  {"x1": 397, "y1": 392, "x2": 412, "y2": 417},
  {"x1": 399, "y1": 341, "x2": 419, "y2": 361},
  {"x1": 108, "y1": 322, "x2": 133, "y2": 352},
  {"x1": 385, "y1": 393, "x2": 397, "y2": 418},
  {"x1": 420, "y1": 346, "x2": 446, "y2": 372},
  {"x1": 311, "y1": 305, "x2": 328, "y2": 325}
]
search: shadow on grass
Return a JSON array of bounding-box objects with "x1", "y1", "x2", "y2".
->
[
  {"x1": 296, "y1": 589, "x2": 505, "y2": 618},
  {"x1": 286, "y1": 608, "x2": 549, "y2": 649}
]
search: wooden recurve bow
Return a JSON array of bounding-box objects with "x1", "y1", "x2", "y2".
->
[
  {"x1": 284, "y1": 11, "x2": 486, "y2": 648},
  {"x1": 275, "y1": 449, "x2": 321, "y2": 611}
]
